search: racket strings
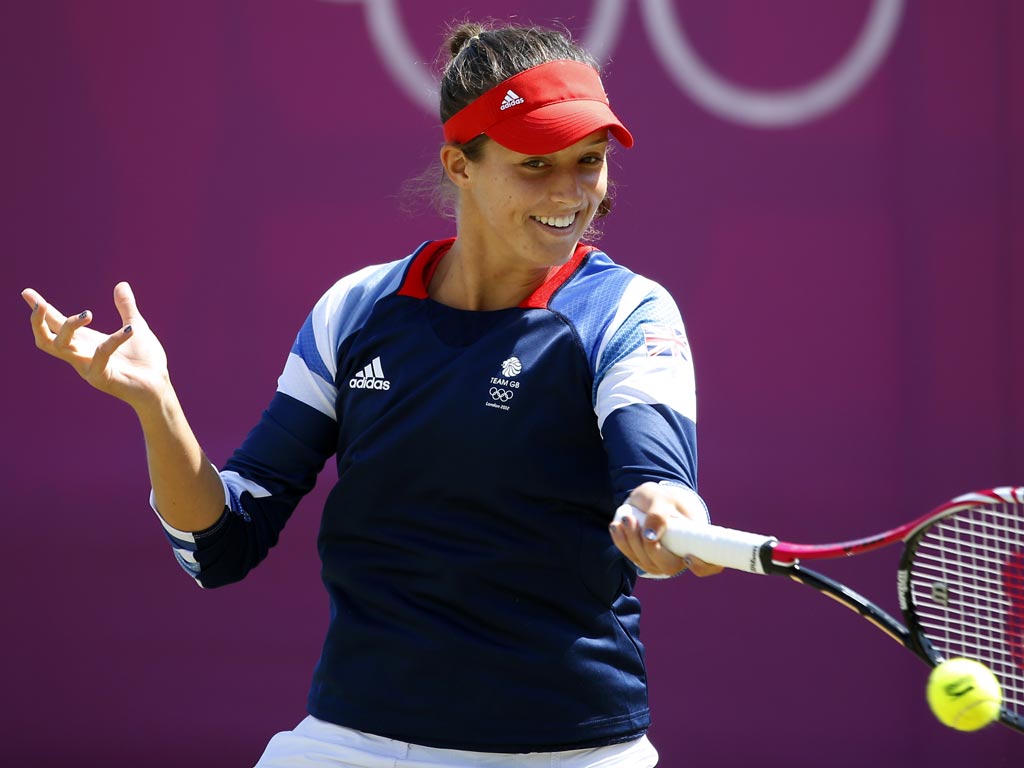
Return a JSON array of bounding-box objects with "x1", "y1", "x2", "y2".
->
[
  {"x1": 909, "y1": 496, "x2": 1024, "y2": 720},
  {"x1": 913, "y1": 499, "x2": 1024, "y2": 720},
  {"x1": 913, "y1": 557, "x2": 1015, "y2": 605}
]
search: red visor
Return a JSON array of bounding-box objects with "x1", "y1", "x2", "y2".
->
[{"x1": 442, "y1": 60, "x2": 634, "y2": 154}]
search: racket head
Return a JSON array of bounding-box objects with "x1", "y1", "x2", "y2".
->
[{"x1": 898, "y1": 487, "x2": 1024, "y2": 731}]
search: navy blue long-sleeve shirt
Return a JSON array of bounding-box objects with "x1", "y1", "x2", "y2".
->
[{"x1": 154, "y1": 239, "x2": 702, "y2": 752}]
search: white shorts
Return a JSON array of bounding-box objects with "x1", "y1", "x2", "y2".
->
[{"x1": 254, "y1": 716, "x2": 659, "y2": 768}]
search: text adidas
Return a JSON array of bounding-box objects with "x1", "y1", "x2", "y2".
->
[
  {"x1": 349, "y1": 377, "x2": 390, "y2": 391},
  {"x1": 349, "y1": 356, "x2": 391, "y2": 391},
  {"x1": 499, "y1": 89, "x2": 524, "y2": 110}
]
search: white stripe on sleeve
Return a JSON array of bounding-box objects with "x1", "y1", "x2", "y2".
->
[
  {"x1": 220, "y1": 470, "x2": 272, "y2": 500},
  {"x1": 278, "y1": 352, "x2": 338, "y2": 420},
  {"x1": 595, "y1": 347, "x2": 697, "y2": 431}
]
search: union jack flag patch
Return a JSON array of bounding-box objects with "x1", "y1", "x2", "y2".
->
[{"x1": 641, "y1": 324, "x2": 689, "y2": 360}]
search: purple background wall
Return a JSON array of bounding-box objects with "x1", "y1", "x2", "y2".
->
[{"x1": 3, "y1": 1, "x2": 1022, "y2": 765}]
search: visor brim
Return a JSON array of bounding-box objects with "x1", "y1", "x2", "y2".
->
[{"x1": 485, "y1": 100, "x2": 634, "y2": 155}]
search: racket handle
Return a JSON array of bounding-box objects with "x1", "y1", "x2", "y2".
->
[{"x1": 614, "y1": 504, "x2": 777, "y2": 575}]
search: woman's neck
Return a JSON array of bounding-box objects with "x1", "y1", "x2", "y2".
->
[{"x1": 427, "y1": 237, "x2": 554, "y2": 311}]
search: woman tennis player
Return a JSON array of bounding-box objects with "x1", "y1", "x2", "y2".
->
[{"x1": 22, "y1": 21, "x2": 719, "y2": 768}]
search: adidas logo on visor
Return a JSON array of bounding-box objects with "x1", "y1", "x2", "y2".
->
[{"x1": 499, "y1": 89, "x2": 525, "y2": 111}]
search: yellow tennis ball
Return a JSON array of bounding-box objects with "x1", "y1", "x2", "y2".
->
[{"x1": 926, "y1": 658, "x2": 1002, "y2": 731}]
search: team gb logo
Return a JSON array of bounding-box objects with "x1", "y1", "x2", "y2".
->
[{"x1": 501, "y1": 357, "x2": 522, "y2": 378}]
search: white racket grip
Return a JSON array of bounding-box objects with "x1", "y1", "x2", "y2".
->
[{"x1": 614, "y1": 504, "x2": 777, "y2": 575}]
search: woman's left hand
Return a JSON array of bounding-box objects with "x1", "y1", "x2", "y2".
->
[{"x1": 609, "y1": 482, "x2": 724, "y2": 578}]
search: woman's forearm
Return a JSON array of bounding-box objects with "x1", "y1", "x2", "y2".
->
[{"x1": 135, "y1": 379, "x2": 225, "y2": 532}]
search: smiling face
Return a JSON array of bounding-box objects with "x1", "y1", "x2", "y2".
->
[{"x1": 448, "y1": 130, "x2": 610, "y2": 272}]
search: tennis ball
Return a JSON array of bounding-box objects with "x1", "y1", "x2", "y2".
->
[{"x1": 926, "y1": 658, "x2": 1002, "y2": 731}]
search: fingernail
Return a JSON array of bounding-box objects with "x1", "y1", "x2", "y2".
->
[
  {"x1": 33, "y1": 302, "x2": 39, "y2": 311},
  {"x1": 123, "y1": 325, "x2": 133, "y2": 334},
  {"x1": 643, "y1": 528, "x2": 658, "y2": 542},
  {"x1": 683, "y1": 556, "x2": 693, "y2": 568},
  {"x1": 78, "y1": 311, "x2": 88, "y2": 320}
]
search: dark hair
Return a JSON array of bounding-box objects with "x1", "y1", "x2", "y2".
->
[{"x1": 403, "y1": 22, "x2": 615, "y2": 234}]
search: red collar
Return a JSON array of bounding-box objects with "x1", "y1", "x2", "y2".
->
[{"x1": 397, "y1": 239, "x2": 595, "y2": 309}]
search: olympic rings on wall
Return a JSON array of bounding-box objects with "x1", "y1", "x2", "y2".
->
[
  {"x1": 320, "y1": 0, "x2": 904, "y2": 128},
  {"x1": 639, "y1": 0, "x2": 905, "y2": 127}
]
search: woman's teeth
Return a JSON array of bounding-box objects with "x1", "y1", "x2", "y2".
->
[{"x1": 533, "y1": 214, "x2": 575, "y2": 228}]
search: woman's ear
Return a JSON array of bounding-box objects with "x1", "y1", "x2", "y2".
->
[{"x1": 440, "y1": 145, "x2": 471, "y2": 188}]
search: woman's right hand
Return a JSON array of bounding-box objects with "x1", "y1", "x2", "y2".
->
[{"x1": 22, "y1": 282, "x2": 171, "y2": 410}]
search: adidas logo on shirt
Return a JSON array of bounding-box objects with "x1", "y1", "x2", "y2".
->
[
  {"x1": 349, "y1": 356, "x2": 391, "y2": 391},
  {"x1": 499, "y1": 89, "x2": 524, "y2": 110}
]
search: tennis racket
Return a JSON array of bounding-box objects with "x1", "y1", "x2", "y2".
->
[{"x1": 616, "y1": 486, "x2": 1024, "y2": 732}]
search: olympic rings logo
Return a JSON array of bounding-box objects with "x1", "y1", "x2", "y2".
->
[
  {"x1": 319, "y1": 0, "x2": 904, "y2": 128},
  {"x1": 489, "y1": 387, "x2": 515, "y2": 403}
]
